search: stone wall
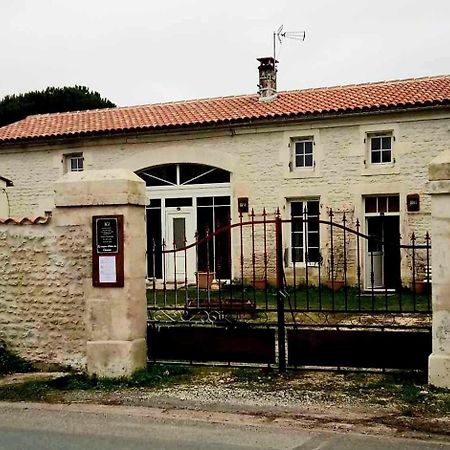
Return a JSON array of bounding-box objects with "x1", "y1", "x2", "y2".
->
[
  {"x1": 0, "y1": 216, "x2": 89, "y2": 369},
  {"x1": 0, "y1": 170, "x2": 147, "y2": 376}
]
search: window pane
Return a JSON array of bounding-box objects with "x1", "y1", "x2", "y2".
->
[
  {"x1": 146, "y1": 207, "x2": 162, "y2": 278},
  {"x1": 382, "y1": 137, "x2": 392, "y2": 149},
  {"x1": 305, "y1": 154, "x2": 313, "y2": 167},
  {"x1": 378, "y1": 196, "x2": 387, "y2": 213},
  {"x1": 291, "y1": 202, "x2": 303, "y2": 216},
  {"x1": 173, "y1": 218, "x2": 186, "y2": 249},
  {"x1": 304, "y1": 141, "x2": 313, "y2": 153},
  {"x1": 148, "y1": 198, "x2": 161, "y2": 207},
  {"x1": 181, "y1": 163, "x2": 230, "y2": 184},
  {"x1": 371, "y1": 137, "x2": 381, "y2": 150},
  {"x1": 214, "y1": 205, "x2": 231, "y2": 279},
  {"x1": 381, "y1": 150, "x2": 391, "y2": 163},
  {"x1": 388, "y1": 195, "x2": 400, "y2": 212},
  {"x1": 214, "y1": 196, "x2": 231, "y2": 206},
  {"x1": 296, "y1": 155, "x2": 305, "y2": 167},
  {"x1": 78, "y1": 158, "x2": 84, "y2": 171},
  {"x1": 371, "y1": 151, "x2": 381, "y2": 163},
  {"x1": 295, "y1": 142, "x2": 305, "y2": 156},
  {"x1": 308, "y1": 248, "x2": 320, "y2": 263},
  {"x1": 292, "y1": 248, "x2": 303, "y2": 263},
  {"x1": 292, "y1": 218, "x2": 303, "y2": 232},
  {"x1": 292, "y1": 232, "x2": 303, "y2": 248},
  {"x1": 197, "y1": 197, "x2": 213, "y2": 206},
  {"x1": 197, "y1": 206, "x2": 214, "y2": 272},
  {"x1": 165, "y1": 198, "x2": 193, "y2": 207},
  {"x1": 139, "y1": 165, "x2": 177, "y2": 186},
  {"x1": 365, "y1": 197, "x2": 377, "y2": 213},
  {"x1": 307, "y1": 201, "x2": 320, "y2": 216},
  {"x1": 308, "y1": 232, "x2": 319, "y2": 248}
]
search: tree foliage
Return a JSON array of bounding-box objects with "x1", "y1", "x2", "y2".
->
[{"x1": 0, "y1": 86, "x2": 116, "y2": 127}]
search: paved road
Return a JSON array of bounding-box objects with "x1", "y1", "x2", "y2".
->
[{"x1": 0, "y1": 402, "x2": 448, "y2": 450}]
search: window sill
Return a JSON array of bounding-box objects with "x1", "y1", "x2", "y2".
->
[
  {"x1": 361, "y1": 165, "x2": 400, "y2": 176},
  {"x1": 285, "y1": 170, "x2": 322, "y2": 180}
]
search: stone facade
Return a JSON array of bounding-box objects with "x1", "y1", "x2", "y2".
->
[{"x1": 1, "y1": 110, "x2": 448, "y2": 285}]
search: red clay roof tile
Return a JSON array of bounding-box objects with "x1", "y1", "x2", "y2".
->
[{"x1": 0, "y1": 76, "x2": 449, "y2": 144}]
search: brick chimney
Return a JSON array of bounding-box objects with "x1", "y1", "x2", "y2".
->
[{"x1": 257, "y1": 57, "x2": 278, "y2": 102}]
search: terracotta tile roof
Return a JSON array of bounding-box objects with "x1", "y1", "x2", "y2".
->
[
  {"x1": 0, "y1": 212, "x2": 51, "y2": 225},
  {"x1": 1, "y1": 75, "x2": 450, "y2": 144}
]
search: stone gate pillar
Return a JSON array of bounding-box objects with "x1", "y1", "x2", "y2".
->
[
  {"x1": 428, "y1": 150, "x2": 450, "y2": 388},
  {"x1": 54, "y1": 169, "x2": 148, "y2": 378}
]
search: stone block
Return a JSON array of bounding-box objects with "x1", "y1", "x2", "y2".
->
[
  {"x1": 54, "y1": 169, "x2": 148, "y2": 207},
  {"x1": 86, "y1": 338, "x2": 147, "y2": 378},
  {"x1": 429, "y1": 354, "x2": 450, "y2": 389}
]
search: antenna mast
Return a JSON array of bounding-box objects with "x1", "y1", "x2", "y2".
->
[{"x1": 273, "y1": 25, "x2": 306, "y2": 62}]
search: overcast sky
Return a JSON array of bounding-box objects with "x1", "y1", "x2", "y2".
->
[{"x1": 1, "y1": 0, "x2": 450, "y2": 107}]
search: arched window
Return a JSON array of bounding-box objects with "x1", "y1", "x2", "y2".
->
[{"x1": 137, "y1": 163, "x2": 230, "y2": 187}]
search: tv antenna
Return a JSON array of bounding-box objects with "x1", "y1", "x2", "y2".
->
[{"x1": 273, "y1": 25, "x2": 306, "y2": 62}]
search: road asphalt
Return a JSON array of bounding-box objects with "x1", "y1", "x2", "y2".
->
[{"x1": 0, "y1": 402, "x2": 449, "y2": 450}]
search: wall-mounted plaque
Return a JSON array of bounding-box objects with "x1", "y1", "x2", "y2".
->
[
  {"x1": 92, "y1": 215, "x2": 124, "y2": 287},
  {"x1": 406, "y1": 194, "x2": 420, "y2": 212},
  {"x1": 95, "y1": 218, "x2": 119, "y2": 254},
  {"x1": 238, "y1": 197, "x2": 249, "y2": 213}
]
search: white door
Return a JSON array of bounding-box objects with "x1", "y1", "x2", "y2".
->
[{"x1": 165, "y1": 208, "x2": 196, "y2": 284}]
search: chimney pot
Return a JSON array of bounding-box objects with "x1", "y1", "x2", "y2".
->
[{"x1": 257, "y1": 57, "x2": 278, "y2": 102}]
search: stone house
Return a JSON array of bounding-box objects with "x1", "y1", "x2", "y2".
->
[{"x1": 0, "y1": 58, "x2": 449, "y2": 289}]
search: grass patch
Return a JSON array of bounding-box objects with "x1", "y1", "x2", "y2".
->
[
  {"x1": 147, "y1": 287, "x2": 431, "y2": 313},
  {"x1": 0, "y1": 341, "x2": 33, "y2": 376},
  {"x1": 0, "y1": 364, "x2": 192, "y2": 402}
]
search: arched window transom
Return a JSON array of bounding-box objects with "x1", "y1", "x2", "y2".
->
[{"x1": 137, "y1": 163, "x2": 230, "y2": 187}]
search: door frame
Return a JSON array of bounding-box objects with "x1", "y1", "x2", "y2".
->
[{"x1": 363, "y1": 196, "x2": 400, "y2": 290}]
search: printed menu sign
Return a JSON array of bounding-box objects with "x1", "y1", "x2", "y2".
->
[{"x1": 95, "y1": 218, "x2": 118, "y2": 254}]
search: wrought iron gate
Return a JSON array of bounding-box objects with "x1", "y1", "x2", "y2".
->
[{"x1": 147, "y1": 208, "x2": 432, "y2": 371}]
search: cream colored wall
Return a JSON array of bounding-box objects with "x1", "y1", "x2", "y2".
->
[{"x1": 1, "y1": 110, "x2": 449, "y2": 283}]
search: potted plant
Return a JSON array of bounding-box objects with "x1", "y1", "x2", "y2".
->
[{"x1": 410, "y1": 254, "x2": 431, "y2": 295}]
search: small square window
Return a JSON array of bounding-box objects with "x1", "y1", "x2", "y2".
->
[
  {"x1": 293, "y1": 138, "x2": 314, "y2": 168},
  {"x1": 369, "y1": 134, "x2": 393, "y2": 164},
  {"x1": 65, "y1": 153, "x2": 84, "y2": 172}
]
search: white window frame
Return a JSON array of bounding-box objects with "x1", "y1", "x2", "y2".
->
[
  {"x1": 291, "y1": 137, "x2": 314, "y2": 170},
  {"x1": 368, "y1": 133, "x2": 393, "y2": 165},
  {"x1": 65, "y1": 153, "x2": 84, "y2": 172},
  {"x1": 288, "y1": 199, "x2": 321, "y2": 267}
]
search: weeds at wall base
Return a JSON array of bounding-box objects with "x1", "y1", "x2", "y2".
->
[{"x1": 0, "y1": 341, "x2": 33, "y2": 376}]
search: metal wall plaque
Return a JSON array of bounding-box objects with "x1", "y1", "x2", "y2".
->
[
  {"x1": 238, "y1": 197, "x2": 249, "y2": 213},
  {"x1": 407, "y1": 194, "x2": 420, "y2": 212},
  {"x1": 92, "y1": 215, "x2": 124, "y2": 287},
  {"x1": 95, "y1": 218, "x2": 119, "y2": 254}
]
